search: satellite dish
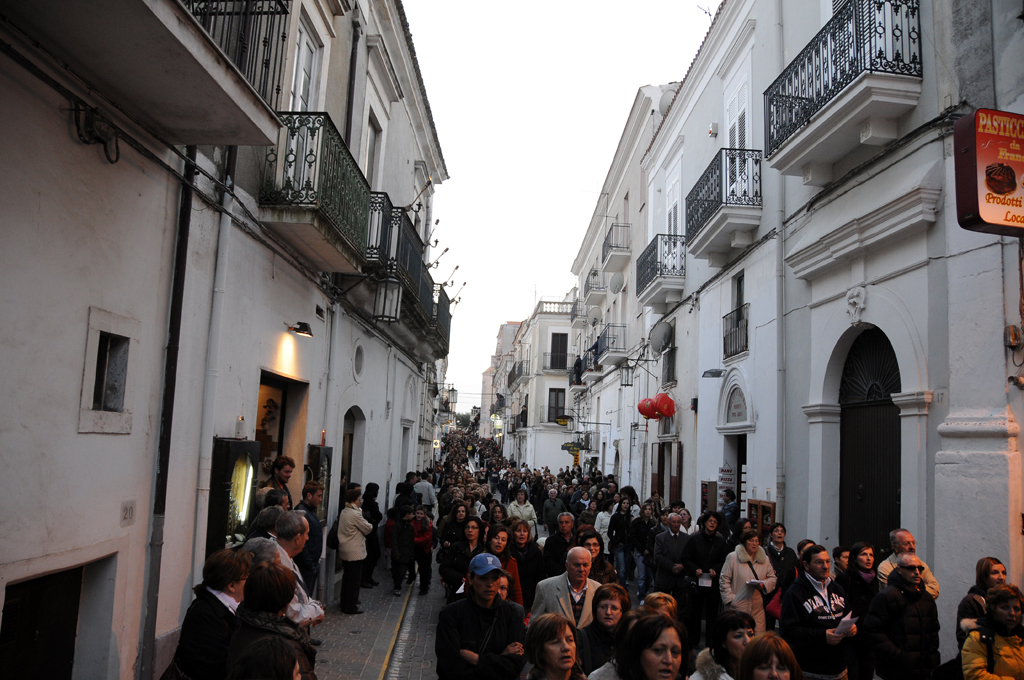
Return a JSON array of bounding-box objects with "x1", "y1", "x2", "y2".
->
[
  {"x1": 649, "y1": 320, "x2": 673, "y2": 357},
  {"x1": 587, "y1": 305, "x2": 602, "y2": 325},
  {"x1": 609, "y1": 272, "x2": 624, "y2": 294},
  {"x1": 658, "y1": 88, "x2": 676, "y2": 116}
]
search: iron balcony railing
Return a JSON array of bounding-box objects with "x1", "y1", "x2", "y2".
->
[
  {"x1": 596, "y1": 324, "x2": 627, "y2": 360},
  {"x1": 662, "y1": 346, "x2": 677, "y2": 385},
  {"x1": 685, "y1": 149, "x2": 762, "y2": 242},
  {"x1": 509, "y1": 359, "x2": 529, "y2": 387},
  {"x1": 584, "y1": 269, "x2": 606, "y2": 298},
  {"x1": 764, "y1": 0, "x2": 922, "y2": 157},
  {"x1": 570, "y1": 299, "x2": 581, "y2": 325},
  {"x1": 723, "y1": 303, "x2": 750, "y2": 359},
  {"x1": 636, "y1": 234, "x2": 686, "y2": 297},
  {"x1": 261, "y1": 112, "x2": 371, "y2": 254},
  {"x1": 543, "y1": 353, "x2": 573, "y2": 371},
  {"x1": 184, "y1": 0, "x2": 290, "y2": 107},
  {"x1": 547, "y1": 403, "x2": 567, "y2": 423},
  {"x1": 602, "y1": 223, "x2": 631, "y2": 263},
  {"x1": 433, "y1": 284, "x2": 451, "y2": 351},
  {"x1": 366, "y1": 192, "x2": 396, "y2": 262}
]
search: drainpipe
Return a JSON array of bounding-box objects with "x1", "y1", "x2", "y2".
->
[
  {"x1": 138, "y1": 145, "x2": 197, "y2": 680},
  {"x1": 774, "y1": 0, "x2": 788, "y2": 523},
  {"x1": 345, "y1": 15, "x2": 362, "y2": 146},
  {"x1": 191, "y1": 145, "x2": 239, "y2": 586},
  {"x1": 318, "y1": 300, "x2": 342, "y2": 595}
]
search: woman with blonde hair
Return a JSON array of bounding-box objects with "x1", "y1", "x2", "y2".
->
[{"x1": 720, "y1": 529, "x2": 777, "y2": 633}]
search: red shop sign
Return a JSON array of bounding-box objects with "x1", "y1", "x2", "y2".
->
[{"x1": 955, "y1": 108, "x2": 1024, "y2": 235}]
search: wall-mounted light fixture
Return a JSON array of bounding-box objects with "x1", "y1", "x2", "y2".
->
[
  {"x1": 620, "y1": 364, "x2": 634, "y2": 387},
  {"x1": 286, "y1": 322, "x2": 313, "y2": 337},
  {"x1": 702, "y1": 368, "x2": 725, "y2": 378},
  {"x1": 373, "y1": 275, "x2": 402, "y2": 323}
]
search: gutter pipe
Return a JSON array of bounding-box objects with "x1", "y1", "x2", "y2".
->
[{"x1": 138, "y1": 145, "x2": 197, "y2": 680}]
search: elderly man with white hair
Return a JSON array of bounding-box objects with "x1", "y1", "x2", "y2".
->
[
  {"x1": 530, "y1": 546, "x2": 601, "y2": 628},
  {"x1": 876, "y1": 528, "x2": 939, "y2": 600}
]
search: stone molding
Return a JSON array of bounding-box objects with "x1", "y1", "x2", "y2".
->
[
  {"x1": 801, "y1": 402, "x2": 842, "y2": 423},
  {"x1": 892, "y1": 390, "x2": 933, "y2": 417}
]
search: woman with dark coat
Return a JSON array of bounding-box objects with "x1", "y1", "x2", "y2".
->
[
  {"x1": 361, "y1": 483, "x2": 383, "y2": 588},
  {"x1": 227, "y1": 562, "x2": 318, "y2": 680},
  {"x1": 578, "y1": 584, "x2": 631, "y2": 675},
  {"x1": 763, "y1": 522, "x2": 798, "y2": 630},
  {"x1": 577, "y1": 529, "x2": 618, "y2": 585},
  {"x1": 607, "y1": 498, "x2": 633, "y2": 587},
  {"x1": 509, "y1": 518, "x2": 545, "y2": 613},
  {"x1": 439, "y1": 501, "x2": 469, "y2": 550},
  {"x1": 439, "y1": 516, "x2": 485, "y2": 602},
  {"x1": 170, "y1": 549, "x2": 251, "y2": 680},
  {"x1": 835, "y1": 542, "x2": 880, "y2": 680}
]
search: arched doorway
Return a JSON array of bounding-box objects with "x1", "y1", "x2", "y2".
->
[{"x1": 838, "y1": 328, "x2": 901, "y2": 557}]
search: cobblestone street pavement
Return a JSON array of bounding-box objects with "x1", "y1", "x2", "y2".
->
[{"x1": 315, "y1": 573, "x2": 446, "y2": 680}]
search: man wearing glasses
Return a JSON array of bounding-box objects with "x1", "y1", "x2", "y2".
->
[
  {"x1": 876, "y1": 529, "x2": 940, "y2": 600},
  {"x1": 864, "y1": 552, "x2": 941, "y2": 680}
]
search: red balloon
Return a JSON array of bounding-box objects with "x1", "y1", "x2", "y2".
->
[
  {"x1": 638, "y1": 398, "x2": 659, "y2": 420},
  {"x1": 654, "y1": 393, "x2": 676, "y2": 418}
]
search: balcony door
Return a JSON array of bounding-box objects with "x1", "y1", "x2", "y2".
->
[
  {"x1": 287, "y1": 17, "x2": 323, "y2": 190},
  {"x1": 726, "y1": 79, "x2": 749, "y2": 197},
  {"x1": 551, "y1": 333, "x2": 568, "y2": 370}
]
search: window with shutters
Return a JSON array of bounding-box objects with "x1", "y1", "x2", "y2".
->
[
  {"x1": 725, "y1": 79, "x2": 749, "y2": 196},
  {"x1": 667, "y1": 180, "x2": 680, "y2": 235}
]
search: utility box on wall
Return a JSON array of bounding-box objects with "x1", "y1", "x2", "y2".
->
[{"x1": 206, "y1": 438, "x2": 261, "y2": 559}]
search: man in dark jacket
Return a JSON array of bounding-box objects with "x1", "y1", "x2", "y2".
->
[
  {"x1": 435, "y1": 553, "x2": 526, "y2": 680},
  {"x1": 543, "y1": 512, "x2": 575, "y2": 576},
  {"x1": 682, "y1": 512, "x2": 728, "y2": 646},
  {"x1": 780, "y1": 544, "x2": 856, "y2": 680},
  {"x1": 653, "y1": 513, "x2": 690, "y2": 606},
  {"x1": 864, "y1": 552, "x2": 940, "y2": 680},
  {"x1": 294, "y1": 481, "x2": 324, "y2": 597},
  {"x1": 629, "y1": 506, "x2": 658, "y2": 599},
  {"x1": 542, "y1": 489, "x2": 568, "y2": 535}
]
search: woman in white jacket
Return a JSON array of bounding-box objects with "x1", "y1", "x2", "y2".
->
[
  {"x1": 507, "y1": 488, "x2": 539, "y2": 536},
  {"x1": 719, "y1": 529, "x2": 777, "y2": 633},
  {"x1": 594, "y1": 499, "x2": 615, "y2": 556}
]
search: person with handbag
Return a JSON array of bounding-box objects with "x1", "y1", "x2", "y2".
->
[
  {"x1": 719, "y1": 529, "x2": 777, "y2": 633},
  {"x1": 779, "y1": 544, "x2": 856, "y2": 680}
]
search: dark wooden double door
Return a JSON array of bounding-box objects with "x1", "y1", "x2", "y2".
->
[{"x1": 838, "y1": 328, "x2": 902, "y2": 559}]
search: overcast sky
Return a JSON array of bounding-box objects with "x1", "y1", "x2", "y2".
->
[{"x1": 402, "y1": 2, "x2": 717, "y2": 409}]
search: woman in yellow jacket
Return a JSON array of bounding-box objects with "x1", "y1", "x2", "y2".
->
[{"x1": 962, "y1": 583, "x2": 1024, "y2": 680}]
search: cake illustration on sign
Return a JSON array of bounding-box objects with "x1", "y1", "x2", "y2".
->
[{"x1": 986, "y1": 162, "x2": 1017, "y2": 195}]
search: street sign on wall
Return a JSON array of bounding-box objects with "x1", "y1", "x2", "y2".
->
[{"x1": 955, "y1": 108, "x2": 1024, "y2": 235}]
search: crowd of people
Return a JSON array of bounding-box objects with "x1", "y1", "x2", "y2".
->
[{"x1": 161, "y1": 436, "x2": 1024, "y2": 680}]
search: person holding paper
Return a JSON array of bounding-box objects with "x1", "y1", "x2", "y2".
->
[
  {"x1": 719, "y1": 528, "x2": 777, "y2": 633},
  {"x1": 684, "y1": 512, "x2": 729, "y2": 648},
  {"x1": 779, "y1": 544, "x2": 855, "y2": 680}
]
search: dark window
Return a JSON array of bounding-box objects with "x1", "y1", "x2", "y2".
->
[
  {"x1": 550, "y1": 333, "x2": 568, "y2": 369},
  {"x1": 547, "y1": 388, "x2": 566, "y2": 422},
  {"x1": 92, "y1": 331, "x2": 129, "y2": 412},
  {"x1": 662, "y1": 346, "x2": 677, "y2": 385}
]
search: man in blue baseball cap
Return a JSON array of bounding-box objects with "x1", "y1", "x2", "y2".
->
[{"x1": 435, "y1": 553, "x2": 526, "y2": 680}]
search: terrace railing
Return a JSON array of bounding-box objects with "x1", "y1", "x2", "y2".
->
[
  {"x1": 685, "y1": 149, "x2": 762, "y2": 242},
  {"x1": 636, "y1": 234, "x2": 686, "y2": 297}
]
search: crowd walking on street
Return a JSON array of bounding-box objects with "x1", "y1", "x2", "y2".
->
[{"x1": 162, "y1": 431, "x2": 1024, "y2": 680}]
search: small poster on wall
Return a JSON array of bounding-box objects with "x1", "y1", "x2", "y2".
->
[{"x1": 717, "y1": 466, "x2": 735, "y2": 510}]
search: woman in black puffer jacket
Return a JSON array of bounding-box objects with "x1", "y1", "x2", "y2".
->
[{"x1": 835, "y1": 542, "x2": 880, "y2": 680}]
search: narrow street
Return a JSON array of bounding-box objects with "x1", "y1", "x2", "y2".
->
[{"x1": 315, "y1": 570, "x2": 446, "y2": 680}]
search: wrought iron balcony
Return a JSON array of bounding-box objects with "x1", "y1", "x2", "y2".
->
[
  {"x1": 543, "y1": 353, "x2": 573, "y2": 371},
  {"x1": 685, "y1": 149, "x2": 762, "y2": 252},
  {"x1": 636, "y1": 234, "x2": 686, "y2": 310},
  {"x1": 184, "y1": 0, "x2": 289, "y2": 108},
  {"x1": 509, "y1": 359, "x2": 530, "y2": 387},
  {"x1": 723, "y1": 303, "x2": 750, "y2": 359},
  {"x1": 763, "y1": 0, "x2": 922, "y2": 180},
  {"x1": 570, "y1": 299, "x2": 586, "y2": 329},
  {"x1": 602, "y1": 223, "x2": 631, "y2": 272},
  {"x1": 433, "y1": 284, "x2": 451, "y2": 352},
  {"x1": 584, "y1": 269, "x2": 607, "y2": 306},
  {"x1": 596, "y1": 324, "x2": 628, "y2": 363},
  {"x1": 260, "y1": 112, "x2": 370, "y2": 271}
]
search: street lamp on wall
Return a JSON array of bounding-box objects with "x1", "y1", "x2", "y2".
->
[
  {"x1": 620, "y1": 364, "x2": 634, "y2": 387},
  {"x1": 373, "y1": 275, "x2": 402, "y2": 323}
]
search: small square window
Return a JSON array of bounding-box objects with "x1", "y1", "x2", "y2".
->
[
  {"x1": 92, "y1": 332, "x2": 130, "y2": 412},
  {"x1": 79, "y1": 307, "x2": 139, "y2": 434}
]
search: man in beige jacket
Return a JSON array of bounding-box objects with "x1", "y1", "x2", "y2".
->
[{"x1": 337, "y1": 487, "x2": 373, "y2": 614}]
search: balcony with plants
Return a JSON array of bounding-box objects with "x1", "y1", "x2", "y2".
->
[
  {"x1": 684, "y1": 149, "x2": 762, "y2": 265},
  {"x1": 763, "y1": 0, "x2": 922, "y2": 185},
  {"x1": 636, "y1": 234, "x2": 686, "y2": 312},
  {"x1": 260, "y1": 112, "x2": 371, "y2": 272}
]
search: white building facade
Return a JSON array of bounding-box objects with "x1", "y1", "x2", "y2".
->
[{"x1": 0, "y1": 0, "x2": 450, "y2": 676}]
